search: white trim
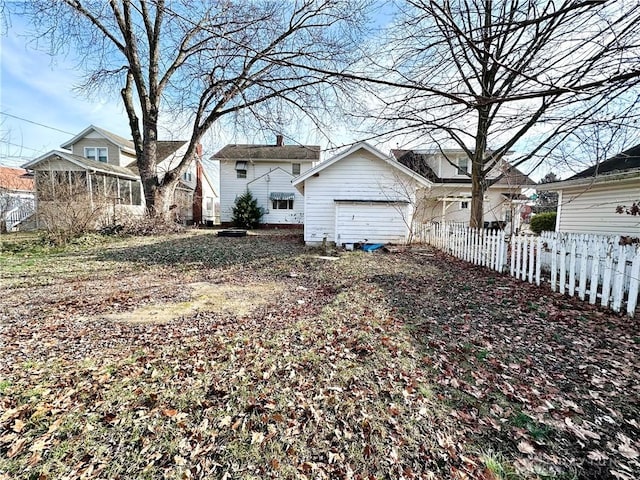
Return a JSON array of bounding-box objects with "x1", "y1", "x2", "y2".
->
[
  {"x1": 22, "y1": 150, "x2": 139, "y2": 180},
  {"x1": 292, "y1": 141, "x2": 433, "y2": 191},
  {"x1": 542, "y1": 170, "x2": 639, "y2": 191}
]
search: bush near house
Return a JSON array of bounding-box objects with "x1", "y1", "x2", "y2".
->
[
  {"x1": 530, "y1": 211, "x2": 557, "y2": 234},
  {"x1": 231, "y1": 189, "x2": 263, "y2": 229}
]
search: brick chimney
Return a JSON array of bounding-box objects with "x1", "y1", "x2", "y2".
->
[
  {"x1": 276, "y1": 135, "x2": 284, "y2": 147},
  {"x1": 195, "y1": 143, "x2": 203, "y2": 158}
]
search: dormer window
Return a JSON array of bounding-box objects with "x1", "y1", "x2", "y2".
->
[
  {"x1": 457, "y1": 158, "x2": 469, "y2": 176},
  {"x1": 85, "y1": 147, "x2": 108, "y2": 163}
]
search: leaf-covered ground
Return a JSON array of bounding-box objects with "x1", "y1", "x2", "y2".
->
[{"x1": 1, "y1": 231, "x2": 638, "y2": 479}]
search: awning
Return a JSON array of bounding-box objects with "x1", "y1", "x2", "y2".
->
[
  {"x1": 235, "y1": 161, "x2": 247, "y2": 170},
  {"x1": 270, "y1": 192, "x2": 295, "y2": 201}
]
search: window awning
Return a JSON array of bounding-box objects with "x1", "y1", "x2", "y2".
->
[
  {"x1": 235, "y1": 161, "x2": 247, "y2": 170},
  {"x1": 270, "y1": 192, "x2": 295, "y2": 201}
]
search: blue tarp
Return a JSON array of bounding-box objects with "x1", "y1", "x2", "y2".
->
[{"x1": 361, "y1": 243, "x2": 384, "y2": 252}]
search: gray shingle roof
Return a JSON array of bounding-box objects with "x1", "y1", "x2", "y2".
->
[
  {"x1": 569, "y1": 143, "x2": 640, "y2": 179},
  {"x1": 212, "y1": 144, "x2": 321, "y2": 161}
]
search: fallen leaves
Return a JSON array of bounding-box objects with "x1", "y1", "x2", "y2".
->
[{"x1": 1, "y1": 233, "x2": 639, "y2": 479}]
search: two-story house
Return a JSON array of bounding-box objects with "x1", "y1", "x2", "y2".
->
[
  {"x1": 22, "y1": 125, "x2": 218, "y2": 226},
  {"x1": 392, "y1": 148, "x2": 535, "y2": 231},
  {"x1": 212, "y1": 135, "x2": 320, "y2": 226}
]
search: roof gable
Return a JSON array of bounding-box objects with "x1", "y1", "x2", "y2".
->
[
  {"x1": 292, "y1": 142, "x2": 433, "y2": 189},
  {"x1": 247, "y1": 167, "x2": 292, "y2": 187},
  {"x1": 22, "y1": 151, "x2": 139, "y2": 180},
  {"x1": 61, "y1": 125, "x2": 136, "y2": 154}
]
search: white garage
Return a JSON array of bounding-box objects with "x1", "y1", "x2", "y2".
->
[
  {"x1": 292, "y1": 142, "x2": 432, "y2": 246},
  {"x1": 335, "y1": 200, "x2": 410, "y2": 244}
]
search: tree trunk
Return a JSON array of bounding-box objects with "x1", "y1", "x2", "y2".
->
[{"x1": 470, "y1": 153, "x2": 484, "y2": 229}]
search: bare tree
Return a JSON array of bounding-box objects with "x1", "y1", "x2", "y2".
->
[
  {"x1": 358, "y1": 1, "x2": 640, "y2": 227},
  {"x1": 12, "y1": 0, "x2": 367, "y2": 219}
]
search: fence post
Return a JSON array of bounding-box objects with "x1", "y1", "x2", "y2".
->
[
  {"x1": 589, "y1": 238, "x2": 601, "y2": 305},
  {"x1": 559, "y1": 236, "x2": 567, "y2": 295},
  {"x1": 535, "y1": 236, "x2": 542, "y2": 286},
  {"x1": 601, "y1": 240, "x2": 614, "y2": 308},
  {"x1": 568, "y1": 238, "x2": 577, "y2": 297},
  {"x1": 627, "y1": 249, "x2": 640, "y2": 317},
  {"x1": 612, "y1": 245, "x2": 627, "y2": 313}
]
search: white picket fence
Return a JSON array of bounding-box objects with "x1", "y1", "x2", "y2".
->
[{"x1": 412, "y1": 222, "x2": 640, "y2": 317}]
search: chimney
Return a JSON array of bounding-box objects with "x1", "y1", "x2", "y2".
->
[
  {"x1": 195, "y1": 143, "x2": 203, "y2": 158},
  {"x1": 276, "y1": 134, "x2": 284, "y2": 147}
]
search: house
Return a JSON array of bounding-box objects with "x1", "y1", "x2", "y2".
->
[
  {"x1": 292, "y1": 142, "x2": 432, "y2": 246},
  {"x1": 212, "y1": 135, "x2": 320, "y2": 226},
  {"x1": 542, "y1": 143, "x2": 640, "y2": 236},
  {"x1": 392, "y1": 148, "x2": 536, "y2": 231},
  {"x1": 0, "y1": 166, "x2": 35, "y2": 232},
  {"x1": 22, "y1": 125, "x2": 218, "y2": 227}
]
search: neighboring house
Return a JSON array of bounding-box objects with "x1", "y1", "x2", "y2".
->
[
  {"x1": 22, "y1": 125, "x2": 217, "y2": 226},
  {"x1": 0, "y1": 166, "x2": 35, "y2": 232},
  {"x1": 212, "y1": 135, "x2": 320, "y2": 226},
  {"x1": 542, "y1": 143, "x2": 640, "y2": 236},
  {"x1": 392, "y1": 148, "x2": 536, "y2": 231},
  {"x1": 292, "y1": 142, "x2": 432, "y2": 245}
]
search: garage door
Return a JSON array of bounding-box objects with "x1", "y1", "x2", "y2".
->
[{"x1": 335, "y1": 202, "x2": 409, "y2": 245}]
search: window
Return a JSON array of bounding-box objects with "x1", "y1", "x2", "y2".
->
[
  {"x1": 270, "y1": 192, "x2": 294, "y2": 210},
  {"x1": 131, "y1": 181, "x2": 142, "y2": 205},
  {"x1": 235, "y1": 161, "x2": 247, "y2": 179},
  {"x1": 457, "y1": 158, "x2": 469, "y2": 175},
  {"x1": 292, "y1": 163, "x2": 301, "y2": 175},
  {"x1": 85, "y1": 147, "x2": 108, "y2": 163},
  {"x1": 182, "y1": 169, "x2": 193, "y2": 182},
  {"x1": 460, "y1": 201, "x2": 469, "y2": 209},
  {"x1": 205, "y1": 196, "x2": 214, "y2": 213},
  {"x1": 272, "y1": 199, "x2": 294, "y2": 210}
]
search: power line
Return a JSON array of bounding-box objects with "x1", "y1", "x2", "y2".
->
[
  {"x1": 0, "y1": 111, "x2": 75, "y2": 135},
  {"x1": 0, "y1": 141, "x2": 47, "y2": 154}
]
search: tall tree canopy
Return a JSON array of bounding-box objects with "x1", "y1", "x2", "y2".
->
[
  {"x1": 14, "y1": 0, "x2": 368, "y2": 218},
  {"x1": 362, "y1": 0, "x2": 640, "y2": 227}
]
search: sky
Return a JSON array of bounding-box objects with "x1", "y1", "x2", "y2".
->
[
  {"x1": 1, "y1": 19, "x2": 134, "y2": 169},
  {"x1": 0, "y1": 13, "x2": 367, "y2": 174},
  {"x1": 1, "y1": 5, "x2": 629, "y2": 183}
]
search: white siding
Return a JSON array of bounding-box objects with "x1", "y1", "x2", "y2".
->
[
  {"x1": 302, "y1": 149, "x2": 417, "y2": 244},
  {"x1": 415, "y1": 188, "x2": 512, "y2": 224},
  {"x1": 247, "y1": 168, "x2": 303, "y2": 224},
  {"x1": 335, "y1": 202, "x2": 409, "y2": 244},
  {"x1": 557, "y1": 179, "x2": 640, "y2": 236},
  {"x1": 218, "y1": 160, "x2": 313, "y2": 223}
]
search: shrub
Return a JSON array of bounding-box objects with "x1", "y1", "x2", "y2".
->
[
  {"x1": 232, "y1": 190, "x2": 263, "y2": 229},
  {"x1": 530, "y1": 211, "x2": 557, "y2": 234}
]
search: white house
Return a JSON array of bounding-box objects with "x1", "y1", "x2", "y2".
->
[
  {"x1": 543, "y1": 143, "x2": 640, "y2": 236},
  {"x1": 392, "y1": 149, "x2": 535, "y2": 231},
  {"x1": 211, "y1": 136, "x2": 320, "y2": 226},
  {"x1": 292, "y1": 142, "x2": 432, "y2": 246}
]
